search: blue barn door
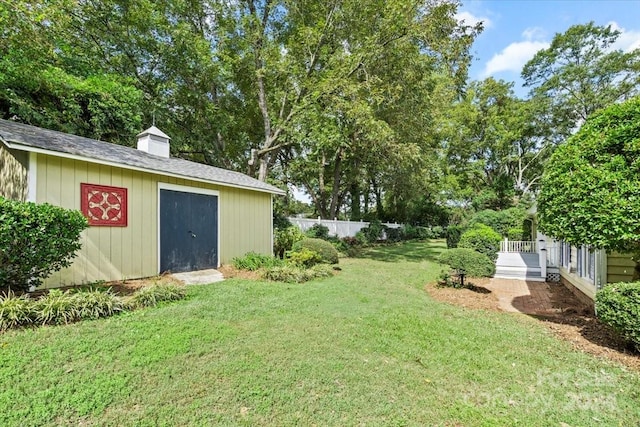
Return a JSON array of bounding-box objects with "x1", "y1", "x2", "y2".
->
[{"x1": 159, "y1": 189, "x2": 218, "y2": 273}]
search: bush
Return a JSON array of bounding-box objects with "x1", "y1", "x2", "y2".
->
[
  {"x1": 72, "y1": 288, "x2": 124, "y2": 320},
  {"x1": 437, "y1": 248, "x2": 495, "y2": 277},
  {"x1": 0, "y1": 198, "x2": 88, "y2": 292},
  {"x1": 0, "y1": 291, "x2": 34, "y2": 330},
  {"x1": 127, "y1": 283, "x2": 186, "y2": 309},
  {"x1": 507, "y1": 227, "x2": 526, "y2": 241},
  {"x1": 287, "y1": 248, "x2": 322, "y2": 267},
  {"x1": 445, "y1": 225, "x2": 466, "y2": 249},
  {"x1": 263, "y1": 264, "x2": 334, "y2": 283},
  {"x1": 385, "y1": 227, "x2": 403, "y2": 242},
  {"x1": 291, "y1": 238, "x2": 339, "y2": 264},
  {"x1": 596, "y1": 282, "x2": 640, "y2": 352},
  {"x1": 305, "y1": 223, "x2": 330, "y2": 240},
  {"x1": 33, "y1": 289, "x2": 79, "y2": 325},
  {"x1": 458, "y1": 224, "x2": 502, "y2": 261},
  {"x1": 233, "y1": 252, "x2": 285, "y2": 271},
  {"x1": 361, "y1": 220, "x2": 385, "y2": 243},
  {"x1": 274, "y1": 226, "x2": 304, "y2": 259}
]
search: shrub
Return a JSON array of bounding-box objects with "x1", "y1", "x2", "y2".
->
[
  {"x1": 0, "y1": 291, "x2": 35, "y2": 330},
  {"x1": 431, "y1": 226, "x2": 445, "y2": 238},
  {"x1": 437, "y1": 248, "x2": 495, "y2": 277},
  {"x1": 0, "y1": 198, "x2": 88, "y2": 292},
  {"x1": 385, "y1": 227, "x2": 403, "y2": 242},
  {"x1": 596, "y1": 282, "x2": 640, "y2": 352},
  {"x1": 287, "y1": 248, "x2": 322, "y2": 267},
  {"x1": 361, "y1": 220, "x2": 385, "y2": 243},
  {"x1": 291, "y1": 238, "x2": 339, "y2": 264},
  {"x1": 445, "y1": 225, "x2": 466, "y2": 249},
  {"x1": 305, "y1": 223, "x2": 330, "y2": 240},
  {"x1": 233, "y1": 252, "x2": 284, "y2": 271},
  {"x1": 507, "y1": 227, "x2": 526, "y2": 241},
  {"x1": 274, "y1": 226, "x2": 304, "y2": 258},
  {"x1": 127, "y1": 283, "x2": 186, "y2": 309},
  {"x1": 263, "y1": 264, "x2": 334, "y2": 283},
  {"x1": 458, "y1": 224, "x2": 502, "y2": 261},
  {"x1": 72, "y1": 288, "x2": 124, "y2": 320},
  {"x1": 33, "y1": 289, "x2": 79, "y2": 325}
]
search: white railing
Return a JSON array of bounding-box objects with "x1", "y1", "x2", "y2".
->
[
  {"x1": 545, "y1": 242, "x2": 559, "y2": 267},
  {"x1": 287, "y1": 217, "x2": 401, "y2": 239},
  {"x1": 500, "y1": 240, "x2": 537, "y2": 253}
]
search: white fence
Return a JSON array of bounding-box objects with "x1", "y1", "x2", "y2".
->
[
  {"x1": 500, "y1": 240, "x2": 537, "y2": 253},
  {"x1": 288, "y1": 217, "x2": 401, "y2": 238}
]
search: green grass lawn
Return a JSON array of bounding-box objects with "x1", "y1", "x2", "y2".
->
[{"x1": 1, "y1": 240, "x2": 639, "y2": 426}]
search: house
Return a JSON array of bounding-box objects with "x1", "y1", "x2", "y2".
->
[
  {"x1": 0, "y1": 119, "x2": 284, "y2": 288},
  {"x1": 495, "y1": 205, "x2": 635, "y2": 306}
]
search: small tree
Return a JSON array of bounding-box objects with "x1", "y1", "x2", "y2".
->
[
  {"x1": 537, "y1": 97, "x2": 640, "y2": 278},
  {"x1": 0, "y1": 198, "x2": 88, "y2": 291}
]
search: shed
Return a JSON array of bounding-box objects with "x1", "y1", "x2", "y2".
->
[{"x1": 0, "y1": 119, "x2": 284, "y2": 288}]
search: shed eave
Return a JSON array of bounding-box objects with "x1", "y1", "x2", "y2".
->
[{"x1": 1, "y1": 139, "x2": 286, "y2": 196}]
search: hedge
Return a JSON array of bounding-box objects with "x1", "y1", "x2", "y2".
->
[
  {"x1": 595, "y1": 282, "x2": 640, "y2": 352},
  {"x1": 437, "y1": 248, "x2": 495, "y2": 277}
]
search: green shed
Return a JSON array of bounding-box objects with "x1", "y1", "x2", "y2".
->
[{"x1": 0, "y1": 119, "x2": 284, "y2": 288}]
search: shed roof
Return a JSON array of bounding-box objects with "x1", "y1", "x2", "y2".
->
[{"x1": 0, "y1": 119, "x2": 284, "y2": 195}]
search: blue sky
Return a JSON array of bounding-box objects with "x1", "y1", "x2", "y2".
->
[{"x1": 457, "y1": 0, "x2": 640, "y2": 97}]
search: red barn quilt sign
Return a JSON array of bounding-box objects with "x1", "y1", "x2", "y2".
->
[{"x1": 80, "y1": 183, "x2": 128, "y2": 226}]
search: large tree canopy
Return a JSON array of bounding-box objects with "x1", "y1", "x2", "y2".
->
[{"x1": 537, "y1": 96, "x2": 640, "y2": 264}]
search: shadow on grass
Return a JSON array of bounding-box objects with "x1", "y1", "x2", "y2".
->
[{"x1": 357, "y1": 240, "x2": 447, "y2": 263}]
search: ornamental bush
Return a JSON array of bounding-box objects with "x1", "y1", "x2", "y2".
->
[
  {"x1": 445, "y1": 225, "x2": 466, "y2": 248},
  {"x1": 291, "y1": 238, "x2": 339, "y2": 264},
  {"x1": 233, "y1": 252, "x2": 285, "y2": 271},
  {"x1": 0, "y1": 197, "x2": 88, "y2": 292},
  {"x1": 437, "y1": 248, "x2": 495, "y2": 277},
  {"x1": 274, "y1": 226, "x2": 304, "y2": 259},
  {"x1": 595, "y1": 282, "x2": 640, "y2": 352},
  {"x1": 305, "y1": 223, "x2": 330, "y2": 240},
  {"x1": 458, "y1": 224, "x2": 502, "y2": 261}
]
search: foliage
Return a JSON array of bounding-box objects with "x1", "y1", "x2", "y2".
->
[
  {"x1": 437, "y1": 248, "x2": 495, "y2": 277},
  {"x1": 274, "y1": 226, "x2": 305, "y2": 259},
  {"x1": 360, "y1": 220, "x2": 385, "y2": 244},
  {"x1": 0, "y1": 198, "x2": 88, "y2": 292},
  {"x1": 262, "y1": 264, "x2": 334, "y2": 283},
  {"x1": 71, "y1": 288, "x2": 124, "y2": 320},
  {"x1": 537, "y1": 96, "x2": 640, "y2": 276},
  {"x1": 507, "y1": 228, "x2": 526, "y2": 241},
  {"x1": 33, "y1": 289, "x2": 80, "y2": 325},
  {"x1": 596, "y1": 282, "x2": 640, "y2": 352},
  {"x1": 0, "y1": 291, "x2": 34, "y2": 330},
  {"x1": 468, "y1": 207, "x2": 527, "y2": 237},
  {"x1": 291, "y1": 238, "x2": 340, "y2": 265},
  {"x1": 287, "y1": 248, "x2": 322, "y2": 268},
  {"x1": 523, "y1": 22, "x2": 640, "y2": 142},
  {"x1": 232, "y1": 252, "x2": 285, "y2": 271},
  {"x1": 458, "y1": 224, "x2": 502, "y2": 261},
  {"x1": 305, "y1": 224, "x2": 330, "y2": 240},
  {"x1": 127, "y1": 283, "x2": 186, "y2": 309},
  {"x1": 445, "y1": 225, "x2": 466, "y2": 249}
]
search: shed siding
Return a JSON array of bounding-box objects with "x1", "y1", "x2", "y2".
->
[
  {"x1": 606, "y1": 252, "x2": 635, "y2": 283},
  {"x1": 35, "y1": 153, "x2": 272, "y2": 288},
  {"x1": 0, "y1": 143, "x2": 28, "y2": 201}
]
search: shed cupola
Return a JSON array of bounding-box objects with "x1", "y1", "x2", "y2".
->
[{"x1": 137, "y1": 126, "x2": 171, "y2": 158}]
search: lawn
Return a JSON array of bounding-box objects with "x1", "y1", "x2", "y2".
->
[{"x1": 1, "y1": 240, "x2": 639, "y2": 426}]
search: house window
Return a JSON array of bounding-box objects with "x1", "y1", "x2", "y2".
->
[
  {"x1": 560, "y1": 241, "x2": 571, "y2": 269},
  {"x1": 575, "y1": 245, "x2": 594, "y2": 283}
]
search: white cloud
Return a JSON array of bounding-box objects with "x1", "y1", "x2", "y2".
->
[
  {"x1": 456, "y1": 11, "x2": 492, "y2": 29},
  {"x1": 607, "y1": 21, "x2": 640, "y2": 52},
  {"x1": 481, "y1": 28, "x2": 549, "y2": 77}
]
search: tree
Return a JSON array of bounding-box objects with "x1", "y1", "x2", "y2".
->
[
  {"x1": 537, "y1": 96, "x2": 640, "y2": 278},
  {"x1": 522, "y1": 22, "x2": 640, "y2": 141}
]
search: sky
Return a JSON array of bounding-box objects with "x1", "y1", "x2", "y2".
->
[{"x1": 457, "y1": 0, "x2": 640, "y2": 97}]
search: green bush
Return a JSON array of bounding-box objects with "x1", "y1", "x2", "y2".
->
[
  {"x1": 437, "y1": 248, "x2": 495, "y2": 277},
  {"x1": 233, "y1": 252, "x2": 285, "y2": 271},
  {"x1": 361, "y1": 220, "x2": 385, "y2": 243},
  {"x1": 33, "y1": 289, "x2": 79, "y2": 325},
  {"x1": 507, "y1": 227, "x2": 526, "y2": 241},
  {"x1": 263, "y1": 264, "x2": 334, "y2": 283},
  {"x1": 595, "y1": 282, "x2": 640, "y2": 352},
  {"x1": 274, "y1": 226, "x2": 304, "y2": 258},
  {"x1": 305, "y1": 224, "x2": 330, "y2": 240},
  {"x1": 287, "y1": 248, "x2": 322, "y2": 267},
  {"x1": 445, "y1": 225, "x2": 466, "y2": 248},
  {"x1": 0, "y1": 197, "x2": 88, "y2": 292},
  {"x1": 0, "y1": 291, "x2": 35, "y2": 330},
  {"x1": 127, "y1": 283, "x2": 186, "y2": 309},
  {"x1": 291, "y1": 238, "x2": 339, "y2": 264},
  {"x1": 458, "y1": 224, "x2": 502, "y2": 261},
  {"x1": 72, "y1": 288, "x2": 124, "y2": 320}
]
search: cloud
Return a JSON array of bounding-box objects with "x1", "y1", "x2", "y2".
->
[
  {"x1": 481, "y1": 28, "x2": 549, "y2": 77},
  {"x1": 607, "y1": 21, "x2": 640, "y2": 52},
  {"x1": 456, "y1": 11, "x2": 492, "y2": 29}
]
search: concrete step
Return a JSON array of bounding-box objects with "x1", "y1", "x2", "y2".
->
[
  {"x1": 496, "y1": 252, "x2": 540, "y2": 268},
  {"x1": 494, "y1": 265, "x2": 545, "y2": 282}
]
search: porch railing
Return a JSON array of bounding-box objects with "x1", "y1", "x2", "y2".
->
[{"x1": 500, "y1": 240, "x2": 537, "y2": 253}]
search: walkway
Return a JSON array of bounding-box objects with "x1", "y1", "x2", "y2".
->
[{"x1": 484, "y1": 278, "x2": 589, "y2": 316}]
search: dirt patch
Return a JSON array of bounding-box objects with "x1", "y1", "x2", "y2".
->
[
  {"x1": 425, "y1": 278, "x2": 640, "y2": 372},
  {"x1": 217, "y1": 265, "x2": 262, "y2": 281}
]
